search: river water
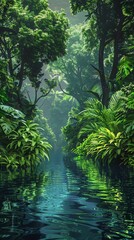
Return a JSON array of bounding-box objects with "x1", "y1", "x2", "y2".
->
[{"x1": 0, "y1": 151, "x2": 134, "y2": 240}]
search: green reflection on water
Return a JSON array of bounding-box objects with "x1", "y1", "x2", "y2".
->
[
  {"x1": 0, "y1": 167, "x2": 49, "y2": 203},
  {"x1": 74, "y1": 157, "x2": 123, "y2": 206},
  {"x1": 73, "y1": 156, "x2": 134, "y2": 239}
]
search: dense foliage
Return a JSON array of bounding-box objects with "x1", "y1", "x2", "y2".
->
[
  {"x1": 0, "y1": 0, "x2": 69, "y2": 169},
  {"x1": 63, "y1": 84, "x2": 134, "y2": 166},
  {"x1": 0, "y1": 105, "x2": 52, "y2": 169},
  {"x1": 0, "y1": 0, "x2": 133, "y2": 169},
  {"x1": 49, "y1": 25, "x2": 100, "y2": 108},
  {"x1": 61, "y1": 0, "x2": 134, "y2": 167},
  {"x1": 70, "y1": 0, "x2": 134, "y2": 106},
  {"x1": 42, "y1": 90, "x2": 77, "y2": 149},
  {"x1": 0, "y1": 0, "x2": 68, "y2": 115}
]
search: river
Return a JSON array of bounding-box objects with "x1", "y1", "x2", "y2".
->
[{"x1": 0, "y1": 151, "x2": 134, "y2": 240}]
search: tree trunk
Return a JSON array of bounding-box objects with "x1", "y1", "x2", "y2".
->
[
  {"x1": 99, "y1": 38, "x2": 109, "y2": 107},
  {"x1": 110, "y1": 0, "x2": 124, "y2": 85}
]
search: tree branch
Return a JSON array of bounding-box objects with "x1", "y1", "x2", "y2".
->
[
  {"x1": 36, "y1": 88, "x2": 51, "y2": 103},
  {"x1": 58, "y1": 80, "x2": 70, "y2": 96},
  {"x1": 90, "y1": 64, "x2": 101, "y2": 74}
]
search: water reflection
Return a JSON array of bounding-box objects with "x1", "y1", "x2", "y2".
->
[
  {"x1": 71, "y1": 156, "x2": 134, "y2": 240},
  {"x1": 0, "y1": 152, "x2": 134, "y2": 240}
]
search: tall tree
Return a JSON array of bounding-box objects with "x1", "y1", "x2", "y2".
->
[
  {"x1": 0, "y1": 0, "x2": 68, "y2": 115},
  {"x1": 70, "y1": 0, "x2": 134, "y2": 106}
]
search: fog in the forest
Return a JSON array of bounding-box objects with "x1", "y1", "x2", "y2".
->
[
  {"x1": 34, "y1": 0, "x2": 86, "y2": 149},
  {"x1": 48, "y1": 0, "x2": 85, "y2": 25}
]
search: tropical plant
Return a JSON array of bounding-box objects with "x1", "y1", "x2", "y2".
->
[
  {"x1": 76, "y1": 128, "x2": 123, "y2": 165},
  {"x1": 64, "y1": 84, "x2": 134, "y2": 165},
  {"x1": 0, "y1": 104, "x2": 25, "y2": 143},
  {"x1": 115, "y1": 84, "x2": 134, "y2": 165},
  {"x1": 7, "y1": 120, "x2": 52, "y2": 168},
  {"x1": 117, "y1": 38, "x2": 134, "y2": 86},
  {"x1": 77, "y1": 98, "x2": 120, "y2": 141},
  {"x1": 0, "y1": 104, "x2": 25, "y2": 119},
  {"x1": 0, "y1": 105, "x2": 52, "y2": 169}
]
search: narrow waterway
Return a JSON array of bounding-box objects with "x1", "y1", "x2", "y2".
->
[{"x1": 0, "y1": 151, "x2": 134, "y2": 240}]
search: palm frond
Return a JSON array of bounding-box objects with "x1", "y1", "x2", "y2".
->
[{"x1": 108, "y1": 90, "x2": 124, "y2": 112}]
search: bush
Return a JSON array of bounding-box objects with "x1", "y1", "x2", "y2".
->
[{"x1": 0, "y1": 105, "x2": 52, "y2": 169}]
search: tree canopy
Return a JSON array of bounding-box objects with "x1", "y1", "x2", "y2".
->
[
  {"x1": 49, "y1": 25, "x2": 100, "y2": 108},
  {"x1": 70, "y1": 0, "x2": 134, "y2": 106},
  {"x1": 0, "y1": 0, "x2": 69, "y2": 114}
]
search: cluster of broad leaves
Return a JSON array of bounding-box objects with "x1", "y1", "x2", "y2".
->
[
  {"x1": 63, "y1": 84, "x2": 134, "y2": 166},
  {"x1": 0, "y1": 0, "x2": 70, "y2": 169},
  {"x1": 0, "y1": 105, "x2": 52, "y2": 169}
]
